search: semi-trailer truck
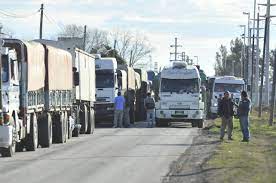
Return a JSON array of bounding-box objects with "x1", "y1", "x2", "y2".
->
[
  {"x1": 0, "y1": 38, "x2": 96, "y2": 157},
  {"x1": 155, "y1": 62, "x2": 205, "y2": 128}
]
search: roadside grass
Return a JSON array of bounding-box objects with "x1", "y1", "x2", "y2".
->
[{"x1": 205, "y1": 110, "x2": 276, "y2": 183}]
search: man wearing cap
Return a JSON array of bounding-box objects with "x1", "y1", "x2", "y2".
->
[{"x1": 218, "y1": 91, "x2": 235, "y2": 140}]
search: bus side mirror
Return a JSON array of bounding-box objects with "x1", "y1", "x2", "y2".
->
[{"x1": 74, "y1": 72, "x2": 80, "y2": 86}]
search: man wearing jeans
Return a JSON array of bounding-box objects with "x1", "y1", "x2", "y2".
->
[
  {"x1": 218, "y1": 91, "x2": 235, "y2": 141},
  {"x1": 237, "y1": 91, "x2": 251, "y2": 142},
  {"x1": 113, "y1": 92, "x2": 125, "y2": 128},
  {"x1": 144, "y1": 92, "x2": 155, "y2": 127}
]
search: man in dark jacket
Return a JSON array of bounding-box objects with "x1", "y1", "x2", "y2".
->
[
  {"x1": 218, "y1": 91, "x2": 235, "y2": 140},
  {"x1": 237, "y1": 91, "x2": 251, "y2": 142}
]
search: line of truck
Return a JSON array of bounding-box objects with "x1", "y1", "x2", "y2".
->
[{"x1": 0, "y1": 37, "x2": 247, "y2": 158}]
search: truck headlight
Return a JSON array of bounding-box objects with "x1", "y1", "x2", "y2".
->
[{"x1": 213, "y1": 103, "x2": 218, "y2": 107}]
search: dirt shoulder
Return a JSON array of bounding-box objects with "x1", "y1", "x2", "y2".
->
[{"x1": 163, "y1": 112, "x2": 276, "y2": 183}]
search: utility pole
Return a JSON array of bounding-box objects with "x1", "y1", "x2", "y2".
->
[
  {"x1": 39, "y1": 3, "x2": 44, "y2": 39},
  {"x1": 258, "y1": 16, "x2": 269, "y2": 117},
  {"x1": 243, "y1": 12, "x2": 251, "y2": 87},
  {"x1": 255, "y1": 11, "x2": 260, "y2": 105},
  {"x1": 269, "y1": 50, "x2": 276, "y2": 126},
  {"x1": 113, "y1": 39, "x2": 117, "y2": 57},
  {"x1": 259, "y1": 0, "x2": 276, "y2": 105},
  {"x1": 194, "y1": 56, "x2": 199, "y2": 65},
  {"x1": 170, "y1": 38, "x2": 182, "y2": 61},
  {"x1": 250, "y1": 0, "x2": 257, "y2": 100},
  {"x1": 83, "y1": 25, "x2": 87, "y2": 51},
  {"x1": 240, "y1": 25, "x2": 246, "y2": 78}
]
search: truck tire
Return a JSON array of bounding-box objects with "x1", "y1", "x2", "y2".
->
[
  {"x1": 80, "y1": 105, "x2": 88, "y2": 134},
  {"x1": 53, "y1": 113, "x2": 65, "y2": 143},
  {"x1": 25, "y1": 113, "x2": 38, "y2": 151},
  {"x1": 86, "y1": 108, "x2": 95, "y2": 134},
  {"x1": 64, "y1": 112, "x2": 68, "y2": 143},
  {"x1": 1, "y1": 145, "x2": 15, "y2": 157},
  {"x1": 156, "y1": 118, "x2": 169, "y2": 127},
  {"x1": 38, "y1": 113, "x2": 52, "y2": 148},
  {"x1": 191, "y1": 121, "x2": 197, "y2": 127},
  {"x1": 1, "y1": 121, "x2": 16, "y2": 157},
  {"x1": 198, "y1": 120, "x2": 204, "y2": 128},
  {"x1": 72, "y1": 127, "x2": 80, "y2": 137}
]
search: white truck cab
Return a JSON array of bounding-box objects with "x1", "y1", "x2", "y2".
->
[
  {"x1": 155, "y1": 62, "x2": 205, "y2": 128},
  {"x1": 95, "y1": 55, "x2": 123, "y2": 121},
  {"x1": 209, "y1": 76, "x2": 245, "y2": 117}
]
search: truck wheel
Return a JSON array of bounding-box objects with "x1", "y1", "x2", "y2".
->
[
  {"x1": 25, "y1": 113, "x2": 38, "y2": 151},
  {"x1": 156, "y1": 118, "x2": 169, "y2": 127},
  {"x1": 64, "y1": 112, "x2": 68, "y2": 143},
  {"x1": 80, "y1": 105, "x2": 88, "y2": 134},
  {"x1": 1, "y1": 145, "x2": 15, "y2": 157},
  {"x1": 198, "y1": 120, "x2": 204, "y2": 128},
  {"x1": 86, "y1": 109, "x2": 95, "y2": 134},
  {"x1": 1, "y1": 125, "x2": 16, "y2": 157},
  {"x1": 15, "y1": 141, "x2": 24, "y2": 152},
  {"x1": 53, "y1": 113, "x2": 65, "y2": 143},
  {"x1": 72, "y1": 127, "x2": 80, "y2": 137},
  {"x1": 38, "y1": 113, "x2": 52, "y2": 148},
  {"x1": 191, "y1": 122, "x2": 197, "y2": 127}
]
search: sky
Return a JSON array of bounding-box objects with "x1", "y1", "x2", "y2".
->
[{"x1": 0, "y1": 0, "x2": 276, "y2": 76}]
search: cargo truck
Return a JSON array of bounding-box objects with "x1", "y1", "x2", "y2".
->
[
  {"x1": 0, "y1": 38, "x2": 95, "y2": 157},
  {"x1": 155, "y1": 62, "x2": 205, "y2": 128}
]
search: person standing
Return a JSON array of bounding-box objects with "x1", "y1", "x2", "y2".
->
[
  {"x1": 144, "y1": 92, "x2": 155, "y2": 127},
  {"x1": 218, "y1": 91, "x2": 235, "y2": 141},
  {"x1": 123, "y1": 93, "x2": 131, "y2": 128},
  {"x1": 113, "y1": 91, "x2": 125, "y2": 128},
  {"x1": 237, "y1": 91, "x2": 251, "y2": 142}
]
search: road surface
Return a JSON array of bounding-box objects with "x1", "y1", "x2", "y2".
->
[{"x1": 0, "y1": 122, "x2": 200, "y2": 183}]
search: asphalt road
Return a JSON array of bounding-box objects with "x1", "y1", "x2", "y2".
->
[{"x1": 0, "y1": 122, "x2": 200, "y2": 183}]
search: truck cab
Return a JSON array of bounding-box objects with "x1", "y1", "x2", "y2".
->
[
  {"x1": 0, "y1": 47, "x2": 21, "y2": 156},
  {"x1": 155, "y1": 62, "x2": 205, "y2": 128},
  {"x1": 209, "y1": 76, "x2": 245, "y2": 118},
  {"x1": 95, "y1": 55, "x2": 119, "y2": 121}
]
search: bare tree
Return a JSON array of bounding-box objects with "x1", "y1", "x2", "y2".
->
[
  {"x1": 58, "y1": 24, "x2": 108, "y2": 53},
  {"x1": 110, "y1": 29, "x2": 152, "y2": 66}
]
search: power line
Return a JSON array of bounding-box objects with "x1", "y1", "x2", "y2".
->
[
  {"x1": 43, "y1": 12, "x2": 66, "y2": 32},
  {"x1": 0, "y1": 9, "x2": 39, "y2": 18}
]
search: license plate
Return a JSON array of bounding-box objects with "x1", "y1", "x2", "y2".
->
[{"x1": 175, "y1": 111, "x2": 184, "y2": 115}]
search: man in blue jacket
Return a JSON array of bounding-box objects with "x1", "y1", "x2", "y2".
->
[{"x1": 237, "y1": 91, "x2": 251, "y2": 142}]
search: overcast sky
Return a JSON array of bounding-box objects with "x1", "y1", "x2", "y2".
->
[{"x1": 0, "y1": 0, "x2": 275, "y2": 75}]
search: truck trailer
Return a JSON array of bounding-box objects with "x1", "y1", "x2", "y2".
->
[{"x1": 0, "y1": 38, "x2": 96, "y2": 157}]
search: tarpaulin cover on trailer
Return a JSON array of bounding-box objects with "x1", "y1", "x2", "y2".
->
[
  {"x1": 25, "y1": 41, "x2": 46, "y2": 91},
  {"x1": 46, "y1": 45, "x2": 73, "y2": 90}
]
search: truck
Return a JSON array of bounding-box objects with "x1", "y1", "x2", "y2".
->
[
  {"x1": 155, "y1": 62, "x2": 205, "y2": 128},
  {"x1": 207, "y1": 76, "x2": 246, "y2": 118},
  {"x1": 118, "y1": 65, "x2": 137, "y2": 123},
  {"x1": 0, "y1": 38, "x2": 95, "y2": 157},
  {"x1": 94, "y1": 55, "x2": 127, "y2": 122},
  {"x1": 34, "y1": 39, "x2": 96, "y2": 136}
]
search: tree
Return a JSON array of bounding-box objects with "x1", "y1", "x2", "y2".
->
[
  {"x1": 58, "y1": 24, "x2": 108, "y2": 53},
  {"x1": 110, "y1": 29, "x2": 152, "y2": 67},
  {"x1": 214, "y1": 45, "x2": 228, "y2": 76},
  {"x1": 214, "y1": 38, "x2": 244, "y2": 77}
]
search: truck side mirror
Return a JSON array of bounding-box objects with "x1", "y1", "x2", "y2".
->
[{"x1": 74, "y1": 72, "x2": 80, "y2": 86}]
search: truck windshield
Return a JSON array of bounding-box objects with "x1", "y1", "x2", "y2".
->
[
  {"x1": 161, "y1": 78, "x2": 199, "y2": 93},
  {"x1": 214, "y1": 83, "x2": 244, "y2": 93},
  {"x1": 1, "y1": 55, "x2": 9, "y2": 82},
  {"x1": 96, "y1": 72, "x2": 114, "y2": 88}
]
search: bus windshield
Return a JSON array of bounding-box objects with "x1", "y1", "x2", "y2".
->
[{"x1": 161, "y1": 78, "x2": 199, "y2": 93}]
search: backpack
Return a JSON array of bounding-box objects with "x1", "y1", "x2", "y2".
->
[{"x1": 145, "y1": 97, "x2": 155, "y2": 109}]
